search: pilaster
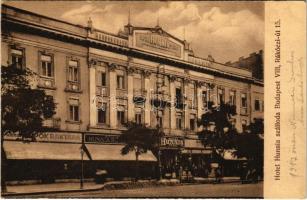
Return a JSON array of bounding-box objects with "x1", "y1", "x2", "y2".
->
[
  {"x1": 143, "y1": 70, "x2": 151, "y2": 126},
  {"x1": 109, "y1": 63, "x2": 117, "y2": 128}
]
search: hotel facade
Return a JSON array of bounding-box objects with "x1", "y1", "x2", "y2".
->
[{"x1": 1, "y1": 5, "x2": 263, "y2": 181}]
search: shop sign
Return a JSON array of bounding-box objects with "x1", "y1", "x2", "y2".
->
[
  {"x1": 85, "y1": 134, "x2": 119, "y2": 144},
  {"x1": 135, "y1": 32, "x2": 182, "y2": 58},
  {"x1": 35, "y1": 132, "x2": 81, "y2": 143},
  {"x1": 4, "y1": 131, "x2": 82, "y2": 143},
  {"x1": 160, "y1": 136, "x2": 184, "y2": 147}
]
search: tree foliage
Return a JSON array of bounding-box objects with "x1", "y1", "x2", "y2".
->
[
  {"x1": 119, "y1": 122, "x2": 162, "y2": 181},
  {"x1": 1, "y1": 65, "x2": 56, "y2": 139},
  {"x1": 197, "y1": 102, "x2": 237, "y2": 151}
]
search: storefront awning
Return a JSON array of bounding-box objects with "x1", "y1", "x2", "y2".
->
[
  {"x1": 3, "y1": 141, "x2": 87, "y2": 160},
  {"x1": 85, "y1": 144, "x2": 157, "y2": 162}
]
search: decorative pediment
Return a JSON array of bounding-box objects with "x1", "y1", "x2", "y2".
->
[{"x1": 132, "y1": 27, "x2": 184, "y2": 59}]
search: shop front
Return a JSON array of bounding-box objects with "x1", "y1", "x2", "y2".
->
[
  {"x1": 182, "y1": 138, "x2": 212, "y2": 178},
  {"x1": 3, "y1": 132, "x2": 157, "y2": 182},
  {"x1": 159, "y1": 136, "x2": 184, "y2": 179}
]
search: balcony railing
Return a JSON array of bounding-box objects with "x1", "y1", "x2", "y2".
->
[
  {"x1": 188, "y1": 56, "x2": 212, "y2": 68},
  {"x1": 95, "y1": 31, "x2": 128, "y2": 47}
]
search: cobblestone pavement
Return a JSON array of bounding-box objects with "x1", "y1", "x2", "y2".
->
[{"x1": 12, "y1": 182, "x2": 263, "y2": 198}]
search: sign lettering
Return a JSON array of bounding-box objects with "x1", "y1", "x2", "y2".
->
[
  {"x1": 85, "y1": 134, "x2": 119, "y2": 144},
  {"x1": 160, "y1": 136, "x2": 184, "y2": 147},
  {"x1": 135, "y1": 33, "x2": 182, "y2": 58}
]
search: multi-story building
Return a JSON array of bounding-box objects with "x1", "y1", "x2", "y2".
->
[{"x1": 1, "y1": 5, "x2": 263, "y2": 181}]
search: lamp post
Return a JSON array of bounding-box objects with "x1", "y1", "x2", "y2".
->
[
  {"x1": 156, "y1": 64, "x2": 166, "y2": 180},
  {"x1": 80, "y1": 133, "x2": 84, "y2": 189}
]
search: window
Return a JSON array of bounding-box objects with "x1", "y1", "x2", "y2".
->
[
  {"x1": 11, "y1": 48, "x2": 24, "y2": 69},
  {"x1": 190, "y1": 83, "x2": 196, "y2": 107},
  {"x1": 117, "y1": 75, "x2": 124, "y2": 89},
  {"x1": 255, "y1": 99, "x2": 260, "y2": 111},
  {"x1": 101, "y1": 72, "x2": 106, "y2": 86},
  {"x1": 97, "y1": 103, "x2": 107, "y2": 124},
  {"x1": 41, "y1": 54, "x2": 53, "y2": 77},
  {"x1": 157, "y1": 110, "x2": 163, "y2": 128},
  {"x1": 68, "y1": 99, "x2": 79, "y2": 122},
  {"x1": 190, "y1": 114, "x2": 196, "y2": 131},
  {"x1": 241, "y1": 93, "x2": 247, "y2": 107},
  {"x1": 202, "y1": 90, "x2": 208, "y2": 107},
  {"x1": 176, "y1": 88, "x2": 183, "y2": 104},
  {"x1": 176, "y1": 113, "x2": 183, "y2": 130},
  {"x1": 135, "y1": 113, "x2": 142, "y2": 125},
  {"x1": 229, "y1": 90, "x2": 236, "y2": 105},
  {"x1": 217, "y1": 88, "x2": 225, "y2": 105},
  {"x1": 117, "y1": 109, "x2": 125, "y2": 125},
  {"x1": 68, "y1": 60, "x2": 79, "y2": 82},
  {"x1": 242, "y1": 119, "x2": 247, "y2": 132}
]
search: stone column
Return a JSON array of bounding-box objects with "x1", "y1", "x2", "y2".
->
[
  {"x1": 109, "y1": 63, "x2": 117, "y2": 128},
  {"x1": 127, "y1": 67, "x2": 135, "y2": 122},
  {"x1": 144, "y1": 71, "x2": 151, "y2": 127},
  {"x1": 169, "y1": 75, "x2": 176, "y2": 130},
  {"x1": 89, "y1": 60, "x2": 97, "y2": 127}
]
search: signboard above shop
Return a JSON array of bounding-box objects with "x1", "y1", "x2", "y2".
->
[
  {"x1": 134, "y1": 30, "x2": 183, "y2": 59},
  {"x1": 4, "y1": 132, "x2": 82, "y2": 143},
  {"x1": 160, "y1": 136, "x2": 184, "y2": 148}
]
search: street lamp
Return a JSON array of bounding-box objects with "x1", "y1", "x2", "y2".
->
[
  {"x1": 80, "y1": 147, "x2": 84, "y2": 189},
  {"x1": 156, "y1": 64, "x2": 166, "y2": 180}
]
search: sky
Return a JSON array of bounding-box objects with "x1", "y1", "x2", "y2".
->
[{"x1": 4, "y1": 1, "x2": 264, "y2": 63}]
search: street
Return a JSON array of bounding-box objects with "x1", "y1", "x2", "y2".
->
[{"x1": 12, "y1": 182, "x2": 263, "y2": 198}]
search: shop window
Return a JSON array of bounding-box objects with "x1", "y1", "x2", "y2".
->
[
  {"x1": 255, "y1": 99, "x2": 260, "y2": 111},
  {"x1": 97, "y1": 103, "x2": 107, "y2": 124},
  {"x1": 68, "y1": 99, "x2": 79, "y2": 122},
  {"x1": 40, "y1": 54, "x2": 53, "y2": 78},
  {"x1": 11, "y1": 48, "x2": 24, "y2": 69},
  {"x1": 229, "y1": 90, "x2": 236, "y2": 106}
]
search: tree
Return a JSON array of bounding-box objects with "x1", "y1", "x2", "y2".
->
[
  {"x1": 1, "y1": 65, "x2": 56, "y2": 191},
  {"x1": 234, "y1": 119, "x2": 264, "y2": 179},
  {"x1": 119, "y1": 122, "x2": 161, "y2": 181},
  {"x1": 198, "y1": 101, "x2": 238, "y2": 153}
]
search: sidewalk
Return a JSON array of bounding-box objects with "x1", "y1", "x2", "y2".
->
[
  {"x1": 3, "y1": 182, "x2": 105, "y2": 195},
  {"x1": 2, "y1": 177, "x2": 242, "y2": 196}
]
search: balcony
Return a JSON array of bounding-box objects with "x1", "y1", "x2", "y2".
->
[{"x1": 43, "y1": 118, "x2": 61, "y2": 129}]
